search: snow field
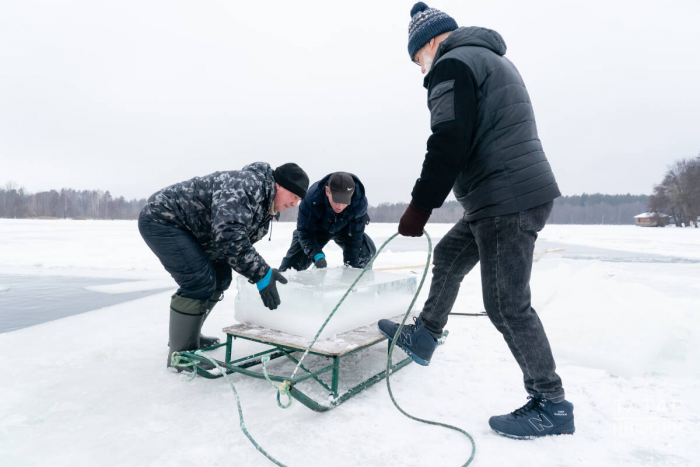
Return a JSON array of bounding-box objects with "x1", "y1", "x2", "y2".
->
[
  {"x1": 0, "y1": 219, "x2": 698, "y2": 466},
  {"x1": 541, "y1": 224, "x2": 700, "y2": 261}
]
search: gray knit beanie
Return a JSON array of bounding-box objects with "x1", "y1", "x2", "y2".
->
[{"x1": 407, "y1": 2, "x2": 458, "y2": 61}]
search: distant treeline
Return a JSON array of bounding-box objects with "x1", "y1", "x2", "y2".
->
[
  {"x1": 366, "y1": 194, "x2": 649, "y2": 224},
  {"x1": 0, "y1": 183, "x2": 146, "y2": 220},
  {"x1": 549, "y1": 194, "x2": 649, "y2": 225},
  {"x1": 0, "y1": 182, "x2": 683, "y2": 226}
]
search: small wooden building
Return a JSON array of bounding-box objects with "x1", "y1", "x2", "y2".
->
[{"x1": 634, "y1": 212, "x2": 671, "y2": 227}]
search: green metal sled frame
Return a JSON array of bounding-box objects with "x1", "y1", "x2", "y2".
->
[{"x1": 178, "y1": 321, "x2": 414, "y2": 412}]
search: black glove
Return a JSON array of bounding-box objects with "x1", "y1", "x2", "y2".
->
[
  {"x1": 315, "y1": 257, "x2": 327, "y2": 268},
  {"x1": 258, "y1": 269, "x2": 288, "y2": 310},
  {"x1": 398, "y1": 201, "x2": 432, "y2": 237}
]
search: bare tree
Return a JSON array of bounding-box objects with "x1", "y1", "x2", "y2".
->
[{"x1": 649, "y1": 155, "x2": 700, "y2": 227}]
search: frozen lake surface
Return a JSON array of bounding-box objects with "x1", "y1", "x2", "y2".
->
[
  {"x1": 1, "y1": 241, "x2": 694, "y2": 336},
  {"x1": 0, "y1": 219, "x2": 698, "y2": 467},
  {"x1": 0, "y1": 226, "x2": 700, "y2": 333},
  {"x1": 3, "y1": 226, "x2": 695, "y2": 335},
  {"x1": 377, "y1": 231, "x2": 700, "y2": 263}
]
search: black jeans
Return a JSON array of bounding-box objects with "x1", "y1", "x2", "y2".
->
[
  {"x1": 279, "y1": 229, "x2": 377, "y2": 271},
  {"x1": 419, "y1": 201, "x2": 565, "y2": 402},
  {"x1": 138, "y1": 212, "x2": 232, "y2": 300}
]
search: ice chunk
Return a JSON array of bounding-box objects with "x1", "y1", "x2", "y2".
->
[{"x1": 235, "y1": 267, "x2": 417, "y2": 339}]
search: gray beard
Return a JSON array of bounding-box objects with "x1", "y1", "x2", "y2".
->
[{"x1": 422, "y1": 50, "x2": 433, "y2": 73}]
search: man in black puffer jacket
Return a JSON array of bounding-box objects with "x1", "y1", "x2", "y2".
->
[
  {"x1": 138, "y1": 162, "x2": 309, "y2": 371},
  {"x1": 378, "y1": 3, "x2": 575, "y2": 441},
  {"x1": 279, "y1": 172, "x2": 376, "y2": 271}
]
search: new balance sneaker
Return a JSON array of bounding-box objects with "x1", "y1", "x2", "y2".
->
[
  {"x1": 489, "y1": 396, "x2": 575, "y2": 439},
  {"x1": 377, "y1": 317, "x2": 438, "y2": 366}
]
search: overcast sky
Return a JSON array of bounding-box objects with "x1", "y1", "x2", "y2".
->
[{"x1": 1, "y1": 0, "x2": 699, "y2": 204}]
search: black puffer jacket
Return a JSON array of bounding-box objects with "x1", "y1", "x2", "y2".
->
[{"x1": 411, "y1": 27, "x2": 560, "y2": 221}]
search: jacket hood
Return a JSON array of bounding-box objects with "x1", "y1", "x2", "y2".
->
[
  {"x1": 242, "y1": 162, "x2": 275, "y2": 190},
  {"x1": 305, "y1": 173, "x2": 366, "y2": 218},
  {"x1": 242, "y1": 162, "x2": 274, "y2": 179},
  {"x1": 434, "y1": 26, "x2": 507, "y2": 62},
  {"x1": 241, "y1": 162, "x2": 276, "y2": 210}
]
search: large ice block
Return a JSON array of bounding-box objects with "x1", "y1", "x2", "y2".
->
[{"x1": 235, "y1": 267, "x2": 417, "y2": 339}]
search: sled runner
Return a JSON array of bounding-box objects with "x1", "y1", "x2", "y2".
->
[{"x1": 177, "y1": 314, "x2": 431, "y2": 412}]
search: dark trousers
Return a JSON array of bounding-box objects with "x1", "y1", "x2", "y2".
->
[
  {"x1": 279, "y1": 229, "x2": 377, "y2": 271},
  {"x1": 419, "y1": 201, "x2": 564, "y2": 402},
  {"x1": 138, "y1": 212, "x2": 232, "y2": 300}
]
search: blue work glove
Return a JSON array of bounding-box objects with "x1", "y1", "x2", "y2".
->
[
  {"x1": 256, "y1": 269, "x2": 288, "y2": 310},
  {"x1": 314, "y1": 253, "x2": 327, "y2": 269}
]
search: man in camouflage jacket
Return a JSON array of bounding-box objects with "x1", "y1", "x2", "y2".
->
[{"x1": 138, "y1": 162, "x2": 309, "y2": 370}]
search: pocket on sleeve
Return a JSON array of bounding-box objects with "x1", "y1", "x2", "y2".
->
[
  {"x1": 353, "y1": 214, "x2": 370, "y2": 232},
  {"x1": 428, "y1": 79, "x2": 455, "y2": 128}
]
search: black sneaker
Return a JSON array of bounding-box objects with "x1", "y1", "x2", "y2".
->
[
  {"x1": 377, "y1": 317, "x2": 438, "y2": 366},
  {"x1": 489, "y1": 396, "x2": 575, "y2": 439}
]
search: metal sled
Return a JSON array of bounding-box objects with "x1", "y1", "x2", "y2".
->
[{"x1": 177, "y1": 315, "x2": 415, "y2": 412}]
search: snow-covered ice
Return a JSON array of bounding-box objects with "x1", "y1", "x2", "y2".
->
[
  {"x1": 0, "y1": 219, "x2": 697, "y2": 467},
  {"x1": 542, "y1": 224, "x2": 700, "y2": 260},
  {"x1": 235, "y1": 267, "x2": 417, "y2": 339}
]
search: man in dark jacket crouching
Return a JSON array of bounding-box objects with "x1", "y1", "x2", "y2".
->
[
  {"x1": 279, "y1": 172, "x2": 376, "y2": 271},
  {"x1": 138, "y1": 162, "x2": 308, "y2": 370},
  {"x1": 378, "y1": 3, "x2": 575, "y2": 440}
]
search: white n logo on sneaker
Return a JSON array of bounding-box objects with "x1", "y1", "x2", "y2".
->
[{"x1": 529, "y1": 415, "x2": 554, "y2": 432}]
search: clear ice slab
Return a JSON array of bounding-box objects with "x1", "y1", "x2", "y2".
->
[{"x1": 235, "y1": 267, "x2": 418, "y2": 340}]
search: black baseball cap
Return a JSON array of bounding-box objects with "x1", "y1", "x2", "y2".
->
[{"x1": 328, "y1": 172, "x2": 355, "y2": 205}]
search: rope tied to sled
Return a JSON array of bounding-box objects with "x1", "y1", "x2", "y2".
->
[
  {"x1": 261, "y1": 356, "x2": 292, "y2": 409},
  {"x1": 175, "y1": 231, "x2": 476, "y2": 466},
  {"x1": 169, "y1": 352, "x2": 198, "y2": 381}
]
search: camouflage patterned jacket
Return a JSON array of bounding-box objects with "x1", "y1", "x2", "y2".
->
[{"x1": 141, "y1": 162, "x2": 277, "y2": 283}]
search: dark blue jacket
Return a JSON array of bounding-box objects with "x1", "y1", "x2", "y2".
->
[{"x1": 297, "y1": 173, "x2": 369, "y2": 266}]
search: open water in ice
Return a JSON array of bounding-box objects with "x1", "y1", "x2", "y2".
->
[{"x1": 0, "y1": 275, "x2": 172, "y2": 333}]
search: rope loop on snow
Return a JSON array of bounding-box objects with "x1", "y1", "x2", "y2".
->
[
  {"x1": 189, "y1": 350, "x2": 287, "y2": 466},
  {"x1": 177, "y1": 230, "x2": 476, "y2": 466},
  {"x1": 383, "y1": 231, "x2": 476, "y2": 466}
]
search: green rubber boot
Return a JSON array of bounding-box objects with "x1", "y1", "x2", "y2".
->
[
  {"x1": 167, "y1": 294, "x2": 215, "y2": 371},
  {"x1": 167, "y1": 291, "x2": 222, "y2": 348},
  {"x1": 199, "y1": 290, "x2": 223, "y2": 348}
]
